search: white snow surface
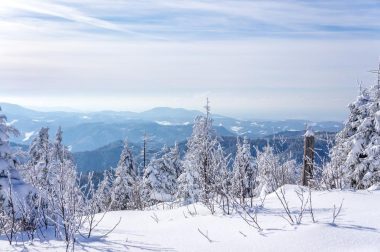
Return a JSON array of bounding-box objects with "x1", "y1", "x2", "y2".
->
[
  {"x1": 22, "y1": 131, "x2": 35, "y2": 142},
  {"x1": 2, "y1": 185, "x2": 380, "y2": 251},
  {"x1": 155, "y1": 121, "x2": 172, "y2": 126},
  {"x1": 231, "y1": 126, "x2": 243, "y2": 132},
  {"x1": 6, "y1": 119, "x2": 18, "y2": 126}
]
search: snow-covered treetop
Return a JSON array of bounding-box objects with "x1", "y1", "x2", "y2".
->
[
  {"x1": 116, "y1": 140, "x2": 136, "y2": 177},
  {"x1": 28, "y1": 127, "x2": 50, "y2": 166},
  {"x1": 51, "y1": 126, "x2": 72, "y2": 163},
  {"x1": 0, "y1": 106, "x2": 19, "y2": 144},
  {"x1": 0, "y1": 106, "x2": 20, "y2": 176},
  {"x1": 55, "y1": 126, "x2": 63, "y2": 145}
]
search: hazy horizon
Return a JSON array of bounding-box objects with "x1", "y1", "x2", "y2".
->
[
  {"x1": 1, "y1": 1, "x2": 379, "y2": 121},
  {"x1": 1, "y1": 101, "x2": 346, "y2": 122}
]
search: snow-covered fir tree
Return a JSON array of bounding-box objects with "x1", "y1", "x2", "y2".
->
[
  {"x1": 46, "y1": 127, "x2": 73, "y2": 191},
  {"x1": 0, "y1": 115, "x2": 111, "y2": 247},
  {"x1": 51, "y1": 126, "x2": 71, "y2": 164},
  {"x1": 325, "y1": 76, "x2": 380, "y2": 189},
  {"x1": 210, "y1": 143, "x2": 231, "y2": 207},
  {"x1": 23, "y1": 126, "x2": 77, "y2": 234},
  {"x1": 255, "y1": 145, "x2": 297, "y2": 197},
  {"x1": 177, "y1": 100, "x2": 222, "y2": 204},
  {"x1": 0, "y1": 107, "x2": 36, "y2": 235},
  {"x1": 177, "y1": 154, "x2": 201, "y2": 204},
  {"x1": 33, "y1": 127, "x2": 83, "y2": 243},
  {"x1": 142, "y1": 145, "x2": 178, "y2": 204},
  {"x1": 111, "y1": 140, "x2": 138, "y2": 210},
  {"x1": 26, "y1": 127, "x2": 51, "y2": 188},
  {"x1": 0, "y1": 107, "x2": 20, "y2": 179},
  {"x1": 48, "y1": 157, "x2": 83, "y2": 248},
  {"x1": 95, "y1": 170, "x2": 113, "y2": 212},
  {"x1": 232, "y1": 136, "x2": 256, "y2": 202},
  {"x1": 170, "y1": 142, "x2": 182, "y2": 178}
]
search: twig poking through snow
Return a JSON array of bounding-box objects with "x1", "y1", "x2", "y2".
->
[
  {"x1": 294, "y1": 187, "x2": 309, "y2": 224},
  {"x1": 239, "y1": 231, "x2": 247, "y2": 237},
  {"x1": 274, "y1": 187, "x2": 295, "y2": 225},
  {"x1": 198, "y1": 228, "x2": 213, "y2": 243},
  {"x1": 183, "y1": 211, "x2": 188, "y2": 219},
  {"x1": 332, "y1": 200, "x2": 344, "y2": 225},
  {"x1": 186, "y1": 205, "x2": 198, "y2": 217},
  {"x1": 98, "y1": 217, "x2": 122, "y2": 239},
  {"x1": 151, "y1": 213, "x2": 159, "y2": 223},
  {"x1": 309, "y1": 187, "x2": 316, "y2": 223}
]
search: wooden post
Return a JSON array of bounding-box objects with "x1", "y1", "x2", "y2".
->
[
  {"x1": 143, "y1": 131, "x2": 147, "y2": 170},
  {"x1": 302, "y1": 128, "x2": 315, "y2": 186}
]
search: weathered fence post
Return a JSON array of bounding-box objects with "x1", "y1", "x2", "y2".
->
[{"x1": 302, "y1": 127, "x2": 315, "y2": 186}]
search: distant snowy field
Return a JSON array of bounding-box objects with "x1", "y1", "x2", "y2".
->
[{"x1": 2, "y1": 185, "x2": 380, "y2": 252}]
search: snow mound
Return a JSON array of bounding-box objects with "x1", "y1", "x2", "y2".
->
[
  {"x1": 2, "y1": 187, "x2": 380, "y2": 251},
  {"x1": 367, "y1": 183, "x2": 380, "y2": 191}
]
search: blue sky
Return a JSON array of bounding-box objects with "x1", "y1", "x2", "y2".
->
[{"x1": 0, "y1": 0, "x2": 379, "y2": 120}]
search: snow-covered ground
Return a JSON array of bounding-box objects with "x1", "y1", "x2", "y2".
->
[{"x1": 3, "y1": 185, "x2": 380, "y2": 251}]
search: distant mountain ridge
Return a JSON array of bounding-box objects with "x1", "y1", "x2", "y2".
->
[
  {"x1": 73, "y1": 130, "x2": 335, "y2": 174},
  {"x1": 1, "y1": 102, "x2": 343, "y2": 152}
]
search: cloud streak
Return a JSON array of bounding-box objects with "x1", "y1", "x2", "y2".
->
[
  {"x1": 1, "y1": 0, "x2": 379, "y2": 40},
  {"x1": 2, "y1": 0, "x2": 125, "y2": 31}
]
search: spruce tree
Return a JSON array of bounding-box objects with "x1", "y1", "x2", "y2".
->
[
  {"x1": 142, "y1": 146, "x2": 178, "y2": 204},
  {"x1": 0, "y1": 107, "x2": 35, "y2": 224},
  {"x1": 27, "y1": 127, "x2": 51, "y2": 188},
  {"x1": 210, "y1": 143, "x2": 230, "y2": 204},
  {"x1": 95, "y1": 170, "x2": 113, "y2": 212},
  {"x1": 177, "y1": 99, "x2": 221, "y2": 204},
  {"x1": 232, "y1": 137, "x2": 256, "y2": 202},
  {"x1": 51, "y1": 126, "x2": 71, "y2": 163},
  {"x1": 170, "y1": 142, "x2": 182, "y2": 178},
  {"x1": 255, "y1": 145, "x2": 296, "y2": 196},
  {"x1": 326, "y1": 79, "x2": 380, "y2": 189},
  {"x1": 111, "y1": 140, "x2": 137, "y2": 210}
]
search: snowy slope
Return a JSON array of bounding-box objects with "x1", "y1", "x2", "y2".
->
[{"x1": 2, "y1": 185, "x2": 380, "y2": 251}]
